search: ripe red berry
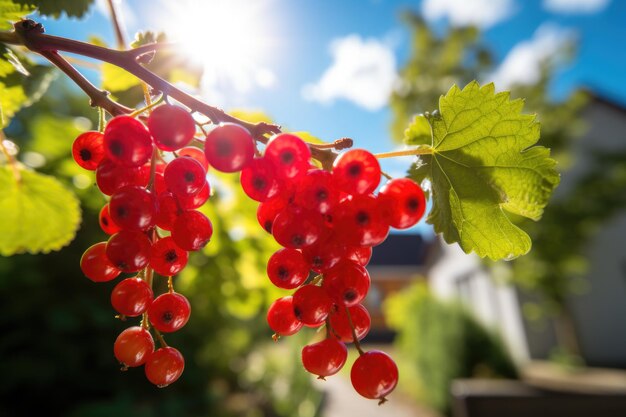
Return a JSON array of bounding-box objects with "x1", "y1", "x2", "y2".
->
[
  {"x1": 114, "y1": 326, "x2": 155, "y2": 368},
  {"x1": 267, "y1": 296, "x2": 303, "y2": 337},
  {"x1": 105, "y1": 230, "x2": 152, "y2": 273},
  {"x1": 72, "y1": 131, "x2": 105, "y2": 170},
  {"x1": 177, "y1": 181, "x2": 210, "y2": 210},
  {"x1": 111, "y1": 277, "x2": 154, "y2": 317},
  {"x1": 350, "y1": 351, "x2": 398, "y2": 400},
  {"x1": 145, "y1": 347, "x2": 185, "y2": 387},
  {"x1": 302, "y1": 238, "x2": 344, "y2": 273},
  {"x1": 148, "y1": 104, "x2": 196, "y2": 151},
  {"x1": 204, "y1": 123, "x2": 254, "y2": 172},
  {"x1": 323, "y1": 260, "x2": 370, "y2": 307},
  {"x1": 164, "y1": 156, "x2": 207, "y2": 198},
  {"x1": 272, "y1": 206, "x2": 324, "y2": 249},
  {"x1": 335, "y1": 194, "x2": 389, "y2": 247},
  {"x1": 150, "y1": 236, "x2": 188, "y2": 276},
  {"x1": 266, "y1": 248, "x2": 310, "y2": 289},
  {"x1": 99, "y1": 204, "x2": 121, "y2": 235},
  {"x1": 148, "y1": 292, "x2": 191, "y2": 333},
  {"x1": 257, "y1": 196, "x2": 288, "y2": 233},
  {"x1": 329, "y1": 304, "x2": 371, "y2": 343},
  {"x1": 96, "y1": 159, "x2": 150, "y2": 196},
  {"x1": 178, "y1": 146, "x2": 209, "y2": 170},
  {"x1": 109, "y1": 186, "x2": 156, "y2": 231},
  {"x1": 240, "y1": 157, "x2": 280, "y2": 202},
  {"x1": 332, "y1": 149, "x2": 381, "y2": 195},
  {"x1": 302, "y1": 338, "x2": 348, "y2": 378},
  {"x1": 155, "y1": 192, "x2": 182, "y2": 231},
  {"x1": 292, "y1": 285, "x2": 333, "y2": 327},
  {"x1": 264, "y1": 133, "x2": 311, "y2": 180},
  {"x1": 294, "y1": 169, "x2": 339, "y2": 214},
  {"x1": 80, "y1": 242, "x2": 121, "y2": 282},
  {"x1": 103, "y1": 116, "x2": 154, "y2": 167},
  {"x1": 171, "y1": 210, "x2": 213, "y2": 251},
  {"x1": 379, "y1": 178, "x2": 426, "y2": 229},
  {"x1": 345, "y1": 246, "x2": 372, "y2": 267}
]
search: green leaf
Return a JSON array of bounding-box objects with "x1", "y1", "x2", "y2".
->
[
  {"x1": 102, "y1": 62, "x2": 141, "y2": 92},
  {"x1": 27, "y1": 114, "x2": 81, "y2": 160},
  {"x1": 413, "y1": 81, "x2": 559, "y2": 260},
  {"x1": 404, "y1": 114, "x2": 431, "y2": 146},
  {"x1": 0, "y1": 165, "x2": 81, "y2": 255},
  {"x1": 0, "y1": 0, "x2": 35, "y2": 29},
  {"x1": 13, "y1": 0, "x2": 94, "y2": 18}
]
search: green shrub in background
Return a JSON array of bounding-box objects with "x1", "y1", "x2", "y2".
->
[
  {"x1": 385, "y1": 282, "x2": 517, "y2": 414},
  {"x1": 0, "y1": 81, "x2": 322, "y2": 417}
]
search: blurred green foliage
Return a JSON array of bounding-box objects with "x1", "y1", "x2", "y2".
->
[
  {"x1": 0, "y1": 80, "x2": 322, "y2": 417},
  {"x1": 385, "y1": 283, "x2": 517, "y2": 413}
]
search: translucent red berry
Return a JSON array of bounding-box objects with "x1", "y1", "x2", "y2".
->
[
  {"x1": 267, "y1": 296, "x2": 303, "y2": 337},
  {"x1": 264, "y1": 133, "x2": 311, "y2": 180},
  {"x1": 266, "y1": 248, "x2": 310, "y2": 289},
  {"x1": 294, "y1": 169, "x2": 339, "y2": 214},
  {"x1": 292, "y1": 284, "x2": 333, "y2": 327},
  {"x1": 72, "y1": 131, "x2": 105, "y2": 170},
  {"x1": 171, "y1": 210, "x2": 213, "y2": 251},
  {"x1": 257, "y1": 196, "x2": 288, "y2": 234},
  {"x1": 178, "y1": 146, "x2": 208, "y2": 170},
  {"x1": 164, "y1": 156, "x2": 207, "y2": 198},
  {"x1": 177, "y1": 181, "x2": 210, "y2": 210},
  {"x1": 145, "y1": 346, "x2": 185, "y2": 387},
  {"x1": 105, "y1": 230, "x2": 152, "y2": 273},
  {"x1": 150, "y1": 236, "x2": 188, "y2": 276},
  {"x1": 240, "y1": 157, "x2": 280, "y2": 202},
  {"x1": 114, "y1": 326, "x2": 155, "y2": 368},
  {"x1": 155, "y1": 192, "x2": 182, "y2": 231},
  {"x1": 99, "y1": 203, "x2": 121, "y2": 235},
  {"x1": 109, "y1": 186, "x2": 156, "y2": 231},
  {"x1": 148, "y1": 104, "x2": 196, "y2": 151},
  {"x1": 103, "y1": 116, "x2": 154, "y2": 167},
  {"x1": 111, "y1": 277, "x2": 154, "y2": 317},
  {"x1": 332, "y1": 149, "x2": 381, "y2": 195},
  {"x1": 329, "y1": 304, "x2": 371, "y2": 343},
  {"x1": 350, "y1": 351, "x2": 398, "y2": 400},
  {"x1": 335, "y1": 194, "x2": 389, "y2": 247},
  {"x1": 148, "y1": 292, "x2": 191, "y2": 333},
  {"x1": 379, "y1": 178, "x2": 426, "y2": 229},
  {"x1": 302, "y1": 338, "x2": 348, "y2": 378},
  {"x1": 204, "y1": 123, "x2": 254, "y2": 172},
  {"x1": 323, "y1": 260, "x2": 370, "y2": 307},
  {"x1": 80, "y1": 242, "x2": 121, "y2": 282},
  {"x1": 96, "y1": 159, "x2": 150, "y2": 196},
  {"x1": 272, "y1": 206, "x2": 324, "y2": 249}
]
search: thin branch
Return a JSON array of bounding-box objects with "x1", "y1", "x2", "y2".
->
[{"x1": 106, "y1": 0, "x2": 127, "y2": 49}]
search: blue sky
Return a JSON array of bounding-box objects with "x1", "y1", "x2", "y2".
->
[{"x1": 36, "y1": 0, "x2": 625, "y2": 181}]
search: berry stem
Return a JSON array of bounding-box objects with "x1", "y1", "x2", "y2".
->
[
  {"x1": 153, "y1": 327, "x2": 168, "y2": 347},
  {"x1": 97, "y1": 106, "x2": 106, "y2": 132},
  {"x1": 345, "y1": 306, "x2": 364, "y2": 355},
  {"x1": 129, "y1": 93, "x2": 164, "y2": 118},
  {"x1": 374, "y1": 145, "x2": 433, "y2": 159},
  {"x1": 167, "y1": 276, "x2": 174, "y2": 293},
  {"x1": 0, "y1": 130, "x2": 21, "y2": 184}
]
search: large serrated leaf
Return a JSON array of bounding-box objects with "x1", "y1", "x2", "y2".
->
[
  {"x1": 0, "y1": 0, "x2": 35, "y2": 29},
  {"x1": 0, "y1": 165, "x2": 81, "y2": 255},
  {"x1": 411, "y1": 81, "x2": 559, "y2": 260}
]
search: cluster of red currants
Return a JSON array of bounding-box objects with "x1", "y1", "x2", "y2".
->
[
  {"x1": 73, "y1": 104, "x2": 213, "y2": 387},
  {"x1": 240, "y1": 134, "x2": 426, "y2": 403},
  {"x1": 71, "y1": 103, "x2": 427, "y2": 402}
]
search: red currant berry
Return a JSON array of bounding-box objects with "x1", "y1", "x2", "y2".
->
[
  {"x1": 266, "y1": 248, "x2": 310, "y2": 289},
  {"x1": 109, "y1": 186, "x2": 156, "y2": 231},
  {"x1": 335, "y1": 194, "x2": 389, "y2": 247},
  {"x1": 292, "y1": 285, "x2": 333, "y2": 327},
  {"x1": 99, "y1": 204, "x2": 121, "y2": 235},
  {"x1": 272, "y1": 207, "x2": 324, "y2": 249},
  {"x1": 111, "y1": 277, "x2": 154, "y2": 317},
  {"x1": 80, "y1": 242, "x2": 121, "y2": 282},
  {"x1": 302, "y1": 338, "x2": 348, "y2": 378},
  {"x1": 204, "y1": 123, "x2": 254, "y2": 172},
  {"x1": 323, "y1": 260, "x2": 370, "y2": 307},
  {"x1": 155, "y1": 192, "x2": 182, "y2": 231},
  {"x1": 72, "y1": 131, "x2": 105, "y2": 170},
  {"x1": 329, "y1": 304, "x2": 371, "y2": 343},
  {"x1": 178, "y1": 146, "x2": 209, "y2": 170},
  {"x1": 257, "y1": 196, "x2": 288, "y2": 234},
  {"x1": 105, "y1": 230, "x2": 152, "y2": 273},
  {"x1": 350, "y1": 351, "x2": 398, "y2": 400},
  {"x1": 113, "y1": 326, "x2": 154, "y2": 368},
  {"x1": 148, "y1": 104, "x2": 195, "y2": 151},
  {"x1": 302, "y1": 238, "x2": 344, "y2": 273},
  {"x1": 294, "y1": 169, "x2": 339, "y2": 214},
  {"x1": 164, "y1": 156, "x2": 207, "y2": 198},
  {"x1": 177, "y1": 181, "x2": 210, "y2": 210},
  {"x1": 267, "y1": 296, "x2": 303, "y2": 337},
  {"x1": 103, "y1": 116, "x2": 154, "y2": 167},
  {"x1": 240, "y1": 157, "x2": 280, "y2": 202},
  {"x1": 150, "y1": 236, "x2": 188, "y2": 276},
  {"x1": 264, "y1": 133, "x2": 311, "y2": 180},
  {"x1": 332, "y1": 149, "x2": 381, "y2": 195},
  {"x1": 145, "y1": 346, "x2": 185, "y2": 387},
  {"x1": 379, "y1": 178, "x2": 426, "y2": 229},
  {"x1": 96, "y1": 159, "x2": 150, "y2": 196},
  {"x1": 171, "y1": 210, "x2": 213, "y2": 251},
  {"x1": 345, "y1": 246, "x2": 372, "y2": 267},
  {"x1": 148, "y1": 292, "x2": 191, "y2": 333}
]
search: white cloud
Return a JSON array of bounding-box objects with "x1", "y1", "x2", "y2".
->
[
  {"x1": 544, "y1": 0, "x2": 610, "y2": 14},
  {"x1": 302, "y1": 35, "x2": 396, "y2": 111},
  {"x1": 421, "y1": 0, "x2": 516, "y2": 29},
  {"x1": 488, "y1": 24, "x2": 573, "y2": 88}
]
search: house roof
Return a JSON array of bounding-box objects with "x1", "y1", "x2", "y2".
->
[{"x1": 368, "y1": 233, "x2": 432, "y2": 266}]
